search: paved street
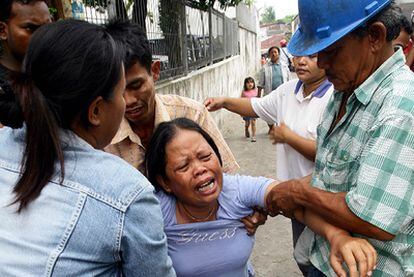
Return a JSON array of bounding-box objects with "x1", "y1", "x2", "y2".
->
[{"x1": 221, "y1": 112, "x2": 302, "y2": 277}]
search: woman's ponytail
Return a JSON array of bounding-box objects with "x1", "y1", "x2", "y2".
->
[{"x1": 11, "y1": 77, "x2": 64, "y2": 212}]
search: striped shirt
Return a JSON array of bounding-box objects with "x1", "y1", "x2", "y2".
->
[
  {"x1": 310, "y1": 50, "x2": 414, "y2": 276},
  {"x1": 105, "y1": 94, "x2": 239, "y2": 175}
]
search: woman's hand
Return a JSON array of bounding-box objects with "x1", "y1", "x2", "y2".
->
[
  {"x1": 328, "y1": 231, "x2": 377, "y2": 277},
  {"x1": 241, "y1": 208, "x2": 268, "y2": 236}
]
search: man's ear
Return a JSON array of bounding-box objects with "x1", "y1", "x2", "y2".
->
[
  {"x1": 87, "y1": 96, "x2": 104, "y2": 127},
  {"x1": 156, "y1": 175, "x2": 172, "y2": 193},
  {"x1": 367, "y1": 22, "x2": 388, "y2": 53},
  {"x1": 0, "y1": 22, "x2": 8, "y2": 41},
  {"x1": 151, "y1": 60, "x2": 161, "y2": 82}
]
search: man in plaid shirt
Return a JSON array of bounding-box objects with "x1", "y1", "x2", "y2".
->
[{"x1": 266, "y1": 1, "x2": 414, "y2": 276}]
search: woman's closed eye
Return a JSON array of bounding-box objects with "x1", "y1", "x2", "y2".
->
[
  {"x1": 175, "y1": 162, "x2": 189, "y2": 172},
  {"x1": 200, "y1": 153, "x2": 212, "y2": 161}
]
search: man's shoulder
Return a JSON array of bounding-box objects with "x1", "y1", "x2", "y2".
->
[
  {"x1": 158, "y1": 94, "x2": 205, "y2": 111},
  {"x1": 381, "y1": 67, "x2": 414, "y2": 113},
  {"x1": 275, "y1": 79, "x2": 300, "y2": 94}
]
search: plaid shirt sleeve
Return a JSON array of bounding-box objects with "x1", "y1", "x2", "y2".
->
[{"x1": 346, "y1": 112, "x2": 414, "y2": 235}]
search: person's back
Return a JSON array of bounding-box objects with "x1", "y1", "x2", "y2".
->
[
  {"x1": 0, "y1": 20, "x2": 175, "y2": 276},
  {"x1": 0, "y1": 127, "x2": 172, "y2": 275}
]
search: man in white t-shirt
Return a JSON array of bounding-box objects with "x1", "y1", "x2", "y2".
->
[{"x1": 204, "y1": 54, "x2": 333, "y2": 275}]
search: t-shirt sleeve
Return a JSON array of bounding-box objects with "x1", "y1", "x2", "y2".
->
[
  {"x1": 251, "y1": 90, "x2": 280, "y2": 124},
  {"x1": 230, "y1": 174, "x2": 274, "y2": 208},
  {"x1": 346, "y1": 114, "x2": 414, "y2": 235},
  {"x1": 155, "y1": 190, "x2": 176, "y2": 227},
  {"x1": 257, "y1": 67, "x2": 265, "y2": 88}
]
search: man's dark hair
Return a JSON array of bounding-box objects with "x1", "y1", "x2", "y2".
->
[
  {"x1": 105, "y1": 20, "x2": 152, "y2": 72},
  {"x1": 400, "y1": 14, "x2": 413, "y2": 35},
  {"x1": 0, "y1": 0, "x2": 47, "y2": 22},
  {"x1": 146, "y1": 118, "x2": 223, "y2": 191},
  {"x1": 268, "y1": 46, "x2": 280, "y2": 55},
  {"x1": 352, "y1": 2, "x2": 402, "y2": 42}
]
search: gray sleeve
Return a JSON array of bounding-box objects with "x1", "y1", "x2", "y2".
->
[
  {"x1": 251, "y1": 90, "x2": 279, "y2": 124},
  {"x1": 257, "y1": 67, "x2": 265, "y2": 88},
  {"x1": 121, "y1": 185, "x2": 176, "y2": 277}
]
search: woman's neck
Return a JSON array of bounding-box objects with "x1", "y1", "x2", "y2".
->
[{"x1": 176, "y1": 200, "x2": 218, "y2": 224}]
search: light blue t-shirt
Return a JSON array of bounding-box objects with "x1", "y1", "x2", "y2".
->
[
  {"x1": 271, "y1": 63, "x2": 283, "y2": 91},
  {"x1": 156, "y1": 174, "x2": 273, "y2": 277}
]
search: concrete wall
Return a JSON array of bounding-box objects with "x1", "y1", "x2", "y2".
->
[
  {"x1": 155, "y1": 27, "x2": 260, "y2": 136},
  {"x1": 236, "y1": 3, "x2": 259, "y2": 33}
]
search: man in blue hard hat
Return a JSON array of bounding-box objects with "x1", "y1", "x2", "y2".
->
[{"x1": 266, "y1": 1, "x2": 414, "y2": 277}]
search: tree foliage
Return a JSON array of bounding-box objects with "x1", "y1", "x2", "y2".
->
[
  {"x1": 260, "y1": 6, "x2": 276, "y2": 25},
  {"x1": 280, "y1": 14, "x2": 295, "y2": 24}
]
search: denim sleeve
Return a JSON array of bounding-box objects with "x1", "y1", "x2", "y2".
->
[{"x1": 121, "y1": 185, "x2": 175, "y2": 276}]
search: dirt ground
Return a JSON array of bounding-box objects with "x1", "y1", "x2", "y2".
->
[{"x1": 221, "y1": 112, "x2": 302, "y2": 277}]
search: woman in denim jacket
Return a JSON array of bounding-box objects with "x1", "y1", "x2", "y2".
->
[{"x1": 0, "y1": 20, "x2": 175, "y2": 276}]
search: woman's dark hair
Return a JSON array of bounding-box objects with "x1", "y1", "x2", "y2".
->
[
  {"x1": 268, "y1": 46, "x2": 280, "y2": 55},
  {"x1": 146, "y1": 118, "x2": 223, "y2": 191},
  {"x1": 5, "y1": 19, "x2": 124, "y2": 212},
  {"x1": 243, "y1": 77, "x2": 256, "y2": 91},
  {"x1": 105, "y1": 20, "x2": 152, "y2": 73}
]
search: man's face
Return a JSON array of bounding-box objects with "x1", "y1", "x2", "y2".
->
[
  {"x1": 269, "y1": 48, "x2": 279, "y2": 63},
  {"x1": 123, "y1": 61, "x2": 159, "y2": 126},
  {"x1": 393, "y1": 29, "x2": 410, "y2": 51},
  {"x1": 0, "y1": 1, "x2": 51, "y2": 62},
  {"x1": 293, "y1": 54, "x2": 326, "y2": 85},
  {"x1": 317, "y1": 34, "x2": 373, "y2": 93}
]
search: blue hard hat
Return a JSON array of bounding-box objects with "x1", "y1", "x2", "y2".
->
[{"x1": 288, "y1": 0, "x2": 392, "y2": 56}]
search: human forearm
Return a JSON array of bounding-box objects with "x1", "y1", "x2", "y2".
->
[
  {"x1": 299, "y1": 209, "x2": 378, "y2": 277},
  {"x1": 222, "y1": 97, "x2": 258, "y2": 117},
  {"x1": 299, "y1": 209, "x2": 347, "y2": 240},
  {"x1": 284, "y1": 130, "x2": 316, "y2": 161},
  {"x1": 293, "y1": 183, "x2": 395, "y2": 240}
]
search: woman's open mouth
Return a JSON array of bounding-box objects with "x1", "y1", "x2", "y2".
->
[{"x1": 196, "y1": 178, "x2": 217, "y2": 196}]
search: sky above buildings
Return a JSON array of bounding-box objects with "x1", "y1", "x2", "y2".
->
[{"x1": 254, "y1": 0, "x2": 298, "y2": 19}]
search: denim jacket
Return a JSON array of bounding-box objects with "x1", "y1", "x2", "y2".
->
[{"x1": 0, "y1": 127, "x2": 175, "y2": 276}]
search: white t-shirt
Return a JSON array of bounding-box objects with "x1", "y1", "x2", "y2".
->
[{"x1": 251, "y1": 79, "x2": 333, "y2": 181}]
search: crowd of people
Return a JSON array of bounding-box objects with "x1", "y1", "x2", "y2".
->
[{"x1": 0, "y1": 0, "x2": 413, "y2": 276}]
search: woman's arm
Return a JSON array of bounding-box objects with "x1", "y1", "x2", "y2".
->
[
  {"x1": 263, "y1": 180, "x2": 377, "y2": 277},
  {"x1": 294, "y1": 209, "x2": 377, "y2": 277}
]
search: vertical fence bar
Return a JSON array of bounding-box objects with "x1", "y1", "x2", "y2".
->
[
  {"x1": 223, "y1": 16, "x2": 227, "y2": 58},
  {"x1": 179, "y1": 1, "x2": 188, "y2": 75},
  {"x1": 208, "y1": 8, "x2": 213, "y2": 65}
]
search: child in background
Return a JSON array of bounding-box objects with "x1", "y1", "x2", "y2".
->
[{"x1": 241, "y1": 77, "x2": 258, "y2": 142}]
